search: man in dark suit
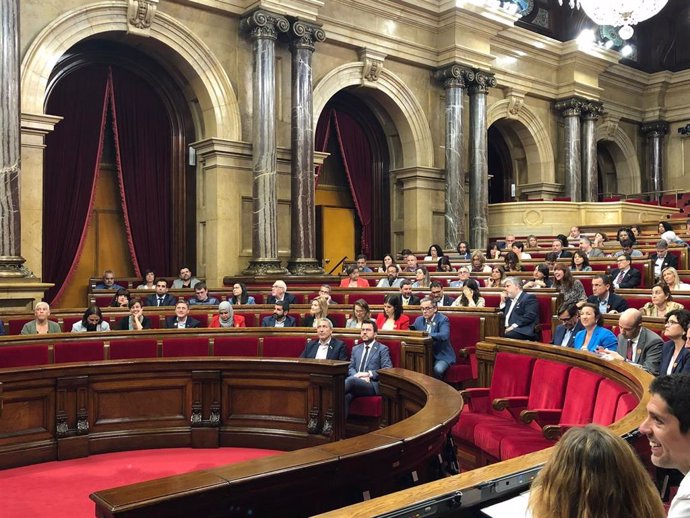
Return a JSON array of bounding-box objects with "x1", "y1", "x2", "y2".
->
[
  {"x1": 599, "y1": 308, "x2": 663, "y2": 375},
  {"x1": 267, "y1": 280, "x2": 298, "y2": 305},
  {"x1": 552, "y1": 239, "x2": 572, "y2": 259},
  {"x1": 609, "y1": 253, "x2": 641, "y2": 289},
  {"x1": 399, "y1": 280, "x2": 421, "y2": 306},
  {"x1": 300, "y1": 318, "x2": 347, "y2": 360},
  {"x1": 412, "y1": 297, "x2": 456, "y2": 379},
  {"x1": 429, "y1": 281, "x2": 455, "y2": 307},
  {"x1": 261, "y1": 301, "x2": 296, "y2": 327},
  {"x1": 0, "y1": 319, "x2": 5, "y2": 336},
  {"x1": 586, "y1": 274, "x2": 629, "y2": 314},
  {"x1": 551, "y1": 304, "x2": 584, "y2": 347},
  {"x1": 145, "y1": 279, "x2": 177, "y2": 307},
  {"x1": 164, "y1": 300, "x2": 201, "y2": 329},
  {"x1": 344, "y1": 319, "x2": 392, "y2": 414},
  {"x1": 500, "y1": 277, "x2": 540, "y2": 340},
  {"x1": 651, "y1": 239, "x2": 678, "y2": 281}
]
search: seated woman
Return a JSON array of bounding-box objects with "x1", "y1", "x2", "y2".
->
[
  {"x1": 116, "y1": 298, "x2": 151, "y2": 330},
  {"x1": 136, "y1": 269, "x2": 156, "y2": 290},
  {"x1": 503, "y1": 251, "x2": 523, "y2": 272},
  {"x1": 485, "y1": 265, "x2": 506, "y2": 288},
  {"x1": 630, "y1": 223, "x2": 642, "y2": 239},
  {"x1": 662, "y1": 266, "x2": 690, "y2": 291},
  {"x1": 486, "y1": 242, "x2": 502, "y2": 261},
  {"x1": 424, "y1": 244, "x2": 444, "y2": 262},
  {"x1": 552, "y1": 264, "x2": 586, "y2": 308},
  {"x1": 470, "y1": 251, "x2": 492, "y2": 273},
  {"x1": 528, "y1": 424, "x2": 664, "y2": 518},
  {"x1": 71, "y1": 305, "x2": 111, "y2": 332},
  {"x1": 110, "y1": 288, "x2": 131, "y2": 308},
  {"x1": 209, "y1": 301, "x2": 246, "y2": 328},
  {"x1": 573, "y1": 303, "x2": 617, "y2": 352},
  {"x1": 339, "y1": 265, "x2": 370, "y2": 288},
  {"x1": 376, "y1": 294, "x2": 410, "y2": 331},
  {"x1": 229, "y1": 282, "x2": 256, "y2": 305},
  {"x1": 411, "y1": 266, "x2": 430, "y2": 289},
  {"x1": 302, "y1": 297, "x2": 329, "y2": 328},
  {"x1": 570, "y1": 250, "x2": 592, "y2": 272},
  {"x1": 378, "y1": 253, "x2": 400, "y2": 273},
  {"x1": 641, "y1": 283, "x2": 685, "y2": 318},
  {"x1": 345, "y1": 299, "x2": 371, "y2": 329},
  {"x1": 659, "y1": 309, "x2": 690, "y2": 375},
  {"x1": 593, "y1": 231, "x2": 608, "y2": 251},
  {"x1": 523, "y1": 263, "x2": 551, "y2": 289},
  {"x1": 451, "y1": 279, "x2": 485, "y2": 308},
  {"x1": 526, "y1": 234, "x2": 539, "y2": 249},
  {"x1": 437, "y1": 256, "x2": 454, "y2": 272},
  {"x1": 20, "y1": 302, "x2": 61, "y2": 335},
  {"x1": 659, "y1": 220, "x2": 674, "y2": 236}
]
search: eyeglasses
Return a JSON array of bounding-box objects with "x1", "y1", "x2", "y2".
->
[
  {"x1": 666, "y1": 319, "x2": 680, "y2": 326},
  {"x1": 559, "y1": 316, "x2": 576, "y2": 322},
  {"x1": 421, "y1": 306, "x2": 434, "y2": 312}
]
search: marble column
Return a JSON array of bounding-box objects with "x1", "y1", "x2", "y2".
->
[
  {"x1": 434, "y1": 64, "x2": 472, "y2": 250},
  {"x1": 241, "y1": 10, "x2": 289, "y2": 275},
  {"x1": 580, "y1": 101, "x2": 604, "y2": 202},
  {"x1": 555, "y1": 98, "x2": 583, "y2": 202},
  {"x1": 641, "y1": 121, "x2": 669, "y2": 200},
  {"x1": 467, "y1": 70, "x2": 496, "y2": 251},
  {"x1": 286, "y1": 20, "x2": 325, "y2": 275},
  {"x1": 0, "y1": 0, "x2": 29, "y2": 277}
]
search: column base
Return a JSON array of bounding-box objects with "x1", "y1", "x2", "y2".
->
[
  {"x1": 286, "y1": 259, "x2": 324, "y2": 275},
  {"x1": 0, "y1": 255, "x2": 35, "y2": 278},
  {"x1": 242, "y1": 259, "x2": 288, "y2": 276}
]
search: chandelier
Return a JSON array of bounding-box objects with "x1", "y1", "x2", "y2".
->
[{"x1": 558, "y1": 0, "x2": 669, "y2": 40}]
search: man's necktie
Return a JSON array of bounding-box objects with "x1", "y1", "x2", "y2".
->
[
  {"x1": 615, "y1": 270, "x2": 625, "y2": 285},
  {"x1": 626, "y1": 339, "x2": 633, "y2": 361},
  {"x1": 158, "y1": 297, "x2": 164, "y2": 306},
  {"x1": 359, "y1": 345, "x2": 370, "y2": 372}
]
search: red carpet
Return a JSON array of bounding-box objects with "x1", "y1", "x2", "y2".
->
[{"x1": 0, "y1": 447, "x2": 281, "y2": 517}]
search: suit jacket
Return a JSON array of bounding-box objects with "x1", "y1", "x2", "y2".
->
[
  {"x1": 659, "y1": 340, "x2": 690, "y2": 375},
  {"x1": 412, "y1": 312, "x2": 456, "y2": 365},
  {"x1": 145, "y1": 293, "x2": 177, "y2": 307},
  {"x1": 375, "y1": 313, "x2": 410, "y2": 331},
  {"x1": 164, "y1": 316, "x2": 201, "y2": 329},
  {"x1": 502, "y1": 292, "x2": 539, "y2": 339},
  {"x1": 400, "y1": 294, "x2": 421, "y2": 306},
  {"x1": 586, "y1": 293, "x2": 629, "y2": 314},
  {"x1": 552, "y1": 321, "x2": 584, "y2": 347},
  {"x1": 588, "y1": 248, "x2": 605, "y2": 258},
  {"x1": 300, "y1": 338, "x2": 347, "y2": 360},
  {"x1": 616, "y1": 327, "x2": 663, "y2": 375},
  {"x1": 261, "y1": 315, "x2": 297, "y2": 327},
  {"x1": 438, "y1": 295, "x2": 455, "y2": 307},
  {"x1": 610, "y1": 267, "x2": 641, "y2": 288},
  {"x1": 377, "y1": 277, "x2": 403, "y2": 288},
  {"x1": 267, "y1": 293, "x2": 298, "y2": 305},
  {"x1": 650, "y1": 252, "x2": 678, "y2": 278},
  {"x1": 172, "y1": 277, "x2": 201, "y2": 289},
  {"x1": 347, "y1": 341, "x2": 393, "y2": 393},
  {"x1": 0, "y1": 319, "x2": 5, "y2": 336},
  {"x1": 557, "y1": 250, "x2": 573, "y2": 258}
]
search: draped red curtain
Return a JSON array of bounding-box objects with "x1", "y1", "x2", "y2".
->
[
  {"x1": 314, "y1": 108, "x2": 333, "y2": 187},
  {"x1": 43, "y1": 65, "x2": 111, "y2": 304}
]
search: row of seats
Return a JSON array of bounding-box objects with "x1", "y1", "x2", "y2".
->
[{"x1": 451, "y1": 352, "x2": 638, "y2": 467}]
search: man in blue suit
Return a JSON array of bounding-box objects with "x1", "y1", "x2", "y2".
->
[
  {"x1": 261, "y1": 301, "x2": 296, "y2": 327},
  {"x1": 412, "y1": 297, "x2": 456, "y2": 379},
  {"x1": 344, "y1": 319, "x2": 393, "y2": 414},
  {"x1": 552, "y1": 304, "x2": 584, "y2": 347},
  {"x1": 500, "y1": 277, "x2": 540, "y2": 341}
]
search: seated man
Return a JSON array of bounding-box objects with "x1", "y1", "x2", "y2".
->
[
  {"x1": 585, "y1": 273, "x2": 629, "y2": 314},
  {"x1": 456, "y1": 240, "x2": 471, "y2": 260},
  {"x1": 300, "y1": 318, "x2": 347, "y2": 360},
  {"x1": 164, "y1": 300, "x2": 201, "y2": 329},
  {"x1": 614, "y1": 239, "x2": 644, "y2": 258},
  {"x1": 499, "y1": 277, "x2": 539, "y2": 340},
  {"x1": 145, "y1": 278, "x2": 177, "y2": 307},
  {"x1": 610, "y1": 253, "x2": 641, "y2": 289},
  {"x1": 551, "y1": 239, "x2": 572, "y2": 259},
  {"x1": 356, "y1": 254, "x2": 373, "y2": 273},
  {"x1": 377, "y1": 265, "x2": 403, "y2": 288},
  {"x1": 600, "y1": 308, "x2": 663, "y2": 375},
  {"x1": 449, "y1": 266, "x2": 471, "y2": 288},
  {"x1": 552, "y1": 303, "x2": 584, "y2": 348},
  {"x1": 188, "y1": 282, "x2": 220, "y2": 306},
  {"x1": 403, "y1": 253, "x2": 418, "y2": 273},
  {"x1": 267, "y1": 280, "x2": 298, "y2": 305},
  {"x1": 171, "y1": 266, "x2": 201, "y2": 289},
  {"x1": 567, "y1": 226, "x2": 581, "y2": 241},
  {"x1": 317, "y1": 284, "x2": 335, "y2": 304},
  {"x1": 651, "y1": 239, "x2": 678, "y2": 281},
  {"x1": 261, "y1": 301, "x2": 296, "y2": 327},
  {"x1": 500, "y1": 234, "x2": 515, "y2": 250},
  {"x1": 430, "y1": 281, "x2": 455, "y2": 307},
  {"x1": 94, "y1": 270, "x2": 124, "y2": 290},
  {"x1": 579, "y1": 236, "x2": 604, "y2": 258},
  {"x1": 344, "y1": 319, "x2": 392, "y2": 414},
  {"x1": 399, "y1": 280, "x2": 421, "y2": 306},
  {"x1": 412, "y1": 297, "x2": 456, "y2": 379}
]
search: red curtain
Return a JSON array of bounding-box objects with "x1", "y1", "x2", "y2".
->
[{"x1": 43, "y1": 65, "x2": 110, "y2": 304}]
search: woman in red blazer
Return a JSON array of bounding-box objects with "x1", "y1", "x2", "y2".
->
[
  {"x1": 209, "y1": 301, "x2": 246, "y2": 328},
  {"x1": 339, "y1": 265, "x2": 370, "y2": 288},
  {"x1": 376, "y1": 294, "x2": 410, "y2": 331}
]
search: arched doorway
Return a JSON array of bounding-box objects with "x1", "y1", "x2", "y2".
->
[
  {"x1": 488, "y1": 125, "x2": 515, "y2": 203},
  {"x1": 597, "y1": 142, "x2": 618, "y2": 198}
]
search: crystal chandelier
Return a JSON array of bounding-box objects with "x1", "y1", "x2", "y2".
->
[{"x1": 559, "y1": 0, "x2": 669, "y2": 40}]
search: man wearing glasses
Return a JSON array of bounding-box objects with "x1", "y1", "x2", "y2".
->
[
  {"x1": 551, "y1": 304, "x2": 583, "y2": 348},
  {"x1": 449, "y1": 266, "x2": 471, "y2": 288},
  {"x1": 267, "y1": 280, "x2": 298, "y2": 305},
  {"x1": 610, "y1": 253, "x2": 641, "y2": 289},
  {"x1": 412, "y1": 297, "x2": 455, "y2": 379}
]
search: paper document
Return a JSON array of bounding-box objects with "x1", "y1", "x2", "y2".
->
[{"x1": 480, "y1": 491, "x2": 532, "y2": 518}]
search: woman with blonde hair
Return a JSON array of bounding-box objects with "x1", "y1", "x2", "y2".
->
[
  {"x1": 302, "y1": 297, "x2": 329, "y2": 328},
  {"x1": 662, "y1": 266, "x2": 690, "y2": 291},
  {"x1": 529, "y1": 424, "x2": 665, "y2": 518}
]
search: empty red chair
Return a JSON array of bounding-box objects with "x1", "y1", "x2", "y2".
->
[
  {"x1": 161, "y1": 337, "x2": 209, "y2": 357},
  {"x1": 54, "y1": 340, "x2": 105, "y2": 363},
  {"x1": 262, "y1": 336, "x2": 308, "y2": 357},
  {"x1": 214, "y1": 336, "x2": 259, "y2": 356},
  {"x1": 109, "y1": 339, "x2": 158, "y2": 359},
  {"x1": 0, "y1": 345, "x2": 51, "y2": 367},
  {"x1": 615, "y1": 392, "x2": 639, "y2": 421}
]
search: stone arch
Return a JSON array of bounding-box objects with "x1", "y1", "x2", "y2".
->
[
  {"x1": 487, "y1": 99, "x2": 556, "y2": 184},
  {"x1": 313, "y1": 63, "x2": 434, "y2": 169},
  {"x1": 595, "y1": 121, "x2": 642, "y2": 194},
  {"x1": 21, "y1": 2, "x2": 240, "y2": 140}
]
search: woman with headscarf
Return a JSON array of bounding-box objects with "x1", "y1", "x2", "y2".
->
[{"x1": 209, "y1": 301, "x2": 246, "y2": 328}]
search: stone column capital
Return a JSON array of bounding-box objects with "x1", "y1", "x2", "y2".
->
[
  {"x1": 434, "y1": 64, "x2": 474, "y2": 89},
  {"x1": 580, "y1": 100, "x2": 604, "y2": 121},
  {"x1": 641, "y1": 120, "x2": 669, "y2": 138},
  {"x1": 554, "y1": 97, "x2": 584, "y2": 117},
  {"x1": 241, "y1": 9, "x2": 289, "y2": 40},
  {"x1": 467, "y1": 70, "x2": 497, "y2": 95},
  {"x1": 289, "y1": 20, "x2": 326, "y2": 52}
]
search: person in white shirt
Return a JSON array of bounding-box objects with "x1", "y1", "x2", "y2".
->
[{"x1": 511, "y1": 241, "x2": 531, "y2": 260}]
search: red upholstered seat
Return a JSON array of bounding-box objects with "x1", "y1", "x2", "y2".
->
[
  {"x1": 349, "y1": 396, "x2": 383, "y2": 417},
  {"x1": 240, "y1": 313, "x2": 257, "y2": 327},
  {"x1": 189, "y1": 312, "x2": 209, "y2": 327},
  {"x1": 214, "y1": 336, "x2": 259, "y2": 356},
  {"x1": 262, "y1": 336, "x2": 308, "y2": 357},
  {"x1": 445, "y1": 346, "x2": 477, "y2": 387},
  {"x1": 615, "y1": 392, "x2": 639, "y2": 421},
  {"x1": 62, "y1": 316, "x2": 82, "y2": 331},
  {"x1": 356, "y1": 292, "x2": 387, "y2": 305},
  {"x1": 161, "y1": 337, "x2": 209, "y2": 357},
  {"x1": 327, "y1": 313, "x2": 347, "y2": 328},
  {"x1": 8, "y1": 318, "x2": 36, "y2": 335},
  {"x1": 252, "y1": 293, "x2": 265, "y2": 304},
  {"x1": 591, "y1": 379, "x2": 627, "y2": 426},
  {"x1": 0, "y1": 345, "x2": 51, "y2": 367},
  {"x1": 54, "y1": 340, "x2": 105, "y2": 363},
  {"x1": 109, "y1": 339, "x2": 158, "y2": 359},
  {"x1": 94, "y1": 295, "x2": 113, "y2": 307}
]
